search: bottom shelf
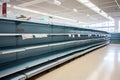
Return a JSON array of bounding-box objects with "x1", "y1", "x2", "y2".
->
[{"x1": 1, "y1": 41, "x2": 109, "y2": 80}]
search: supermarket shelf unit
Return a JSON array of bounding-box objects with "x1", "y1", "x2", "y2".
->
[
  {"x1": 0, "y1": 18, "x2": 109, "y2": 80},
  {"x1": 110, "y1": 33, "x2": 120, "y2": 43}
]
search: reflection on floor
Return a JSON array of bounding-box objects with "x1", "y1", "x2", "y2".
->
[{"x1": 31, "y1": 44, "x2": 120, "y2": 80}]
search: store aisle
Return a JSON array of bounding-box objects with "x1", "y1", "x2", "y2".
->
[{"x1": 31, "y1": 44, "x2": 120, "y2": 80}]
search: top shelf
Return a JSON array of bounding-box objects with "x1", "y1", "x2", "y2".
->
[{"x1": 0, "y1": 18, "x2": 109, "y2": 34}]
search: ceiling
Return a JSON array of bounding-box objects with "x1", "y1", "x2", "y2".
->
[{"x1": 3, "y1": 0, "x2": 120, "y2": 24}]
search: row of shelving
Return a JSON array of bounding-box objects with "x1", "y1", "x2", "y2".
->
[
  {"x1": 0, "y1": 41, "x2": 109, "y2": 78},
  {"x1": 0, "y1": 38, "x2": 106, "y2": 54},
  {"x1": 0, "y1": 18, "x2": 110, "y2": 79},
  {"x1": 21, "y1": 42, "x2": 109, "y2": 79}
]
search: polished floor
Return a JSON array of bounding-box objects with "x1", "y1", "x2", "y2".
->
[{"x1": 31, "y1": 44, "x2": 120, "y2": 80}]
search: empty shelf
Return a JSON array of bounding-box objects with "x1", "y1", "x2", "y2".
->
[
  {"x1": 0, "y1": 38, "x2": 104, "y2": 54},
  {"x1": 0, "y1": 41, "x2": 107, "y2": 78},
  {"x1": 2, "y1": 42, "x2": 108, "y2": 80}
]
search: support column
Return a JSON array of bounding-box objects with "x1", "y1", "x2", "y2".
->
[
  {"x1": 0, "y1": 3, "x2": 2, "y2": 16},
  {"x1": 2, "y1": 2, "x2": 7, "y2": 17}
]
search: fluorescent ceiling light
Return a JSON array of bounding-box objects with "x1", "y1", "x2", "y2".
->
[
  {"x1": 84, "y1": 2, "x2": 96, "y2": 8},
  {"x1": 73, "y1": 8, "x2": 78, "y2": 12},
  {"x1": 79, "y1": 0, "x2": 89, "y2": 3},
  {"x1": 54, "y1": 0, "x2": 61, "y2": 6},
  {"x1": 76, "y1": 0, "x2": 114, "y2": 20}
]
